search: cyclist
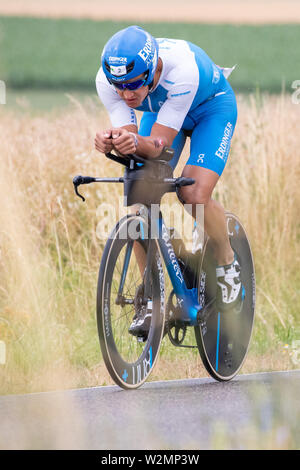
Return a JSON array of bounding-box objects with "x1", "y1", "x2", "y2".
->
[{"x1": 95, "y1": 25, "x2": 242, "y2": 337}]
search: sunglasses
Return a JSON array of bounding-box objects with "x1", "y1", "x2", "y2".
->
[{"x1": 110, "y1": 77, "x2": 147, "y2": 91}]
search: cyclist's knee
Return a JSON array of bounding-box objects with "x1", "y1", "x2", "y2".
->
[{"x1": 178, "y1": 183, "x2": 211, "y2": 207}]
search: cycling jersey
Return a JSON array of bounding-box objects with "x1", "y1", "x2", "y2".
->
[{"x1": 96, "y1": 37, "x2": 237, "y2": 176}]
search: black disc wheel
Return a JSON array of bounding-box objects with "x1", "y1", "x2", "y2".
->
[
  {"x1": 97, "y1": 214, "x2": 165, "y2": 389},
  {"x1": 194, "y1": 212, "x2": 256, "y2": 381}
]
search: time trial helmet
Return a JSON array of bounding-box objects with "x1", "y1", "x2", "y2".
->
[{"x1": 101, "y1": 26, "x2": 159, "y2": 89}]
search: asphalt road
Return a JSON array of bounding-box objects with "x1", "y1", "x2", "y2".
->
[{"x1": 0, "y1": 370, "x2": 299, "y2": 450}]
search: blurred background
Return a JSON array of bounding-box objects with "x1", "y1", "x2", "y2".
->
[
  {"x1": 0, "y1": 1, "x2": 299, "y2": 449},
  {"x1": 0, "y1": 0, "x2": 300, "y2": 107}
]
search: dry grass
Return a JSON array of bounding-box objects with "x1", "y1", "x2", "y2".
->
[
  {"x1": 0, "y1": 0, "x2": 299, "y2": 23},
  {"x1": 0, "y1": 92, "x2": 299, "y2": 395}
]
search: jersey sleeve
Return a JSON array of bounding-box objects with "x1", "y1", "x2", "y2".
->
[
  {"x1": 156, "y1": 82, "x2": 198, "y2": 131},
  {"x1": 95, "y1": 68, "x2": 137, "y2": 128}
]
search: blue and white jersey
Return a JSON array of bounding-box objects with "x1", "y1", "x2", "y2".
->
[{"x1": 96, "y1": 38, "x2": 234, "y2": 132}]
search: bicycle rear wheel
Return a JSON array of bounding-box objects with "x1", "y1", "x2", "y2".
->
[
  {"x1": 194, "y1": 212, "x2": 255, "y2": 381},
  {"x1": 97, "y1": 214, "x2": 165, "y2": 389}
]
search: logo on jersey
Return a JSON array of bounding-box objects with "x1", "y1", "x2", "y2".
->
[
  {"x1": 197, "y1": 154, "x2": 205, "y2": 164},
  {"x1": 215, "y1": 122, "x2": 233, "y2": 161},
  {"x1": 212, "y1": 65, "x2": 220, "y2": 84}
]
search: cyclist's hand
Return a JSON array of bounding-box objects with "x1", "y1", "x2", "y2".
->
[
  {"x1": 94, "y1": 130, "x2": 114, "y2": 154},
  {"x1": 111, "y1": 128, "x2": 137, "y2": 155}
]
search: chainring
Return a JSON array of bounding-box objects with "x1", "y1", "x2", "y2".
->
[{"x1": 165, "y1": 290, "x2": 187, "y2": 346}]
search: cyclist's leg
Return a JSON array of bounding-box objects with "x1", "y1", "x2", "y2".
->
[
  {"x1": 178, "y1": 89, "x2": 242, "y2": 310},
  {"x1": 179, "y1": 90, "x2": 237, "y2": 266}
]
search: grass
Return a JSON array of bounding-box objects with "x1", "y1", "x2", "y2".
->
[
  {"x1": 0, "y1": 17, "x2": 300, "y2": 93},
  {"x1": 5, "y1": 88, "x2": 96, "y2": 111},
  {"x1": 0, "y1": 91, "x2": 299, "y2": 396}
]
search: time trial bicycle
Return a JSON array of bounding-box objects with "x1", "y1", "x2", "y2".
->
[{"x1": 73, "y1": 148, "x2": 255, "y2": 389}]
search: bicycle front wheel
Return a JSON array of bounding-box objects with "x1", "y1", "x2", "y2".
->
[{"x1": 97, "y1": 214, "x2": 165, "y2": 389}]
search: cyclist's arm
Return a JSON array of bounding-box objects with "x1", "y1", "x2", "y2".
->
[
  {"x1": 125, "y1": 82, "x2": 197, "y2": 158},
  {"x1": 137, "y1": 123, "x2": 178, "y2": 159},
  {"x1": 96, "y1": 69, "x2": 138, "y2": 128},
  {"x1": 96, "y1": 69, "x2": 193, "y2": 158},
  {"x1": 112, "y1": 123, "x2": 177, "y2": 159}
]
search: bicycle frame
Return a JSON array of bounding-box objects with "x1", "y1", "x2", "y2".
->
[
  {"x1": 74, "y1": 150, "x2": 202, "y2": 326},
  {"x1": 140, "y1": 207, "x2": 201, "y2": 326},
  {"x1": 74, "y1": 150, "x2": 256, "y2": 386}
]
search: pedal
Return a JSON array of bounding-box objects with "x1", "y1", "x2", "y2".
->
[{"x1": 197, "y1": 298, "x2": 216, "y2": 324}]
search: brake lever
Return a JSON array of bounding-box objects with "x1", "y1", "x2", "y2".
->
[{"x1": 73, "y1": 175, "x2": 95, "y2": 202}]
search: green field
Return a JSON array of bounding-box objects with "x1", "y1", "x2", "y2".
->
[{"x1": 0, "y1": 16, "x2": 300, "y2": 93}]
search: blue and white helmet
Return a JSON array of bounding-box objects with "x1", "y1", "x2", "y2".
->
[{"x1": 101, "y1": 26, "x2": 159, "y2": 87}]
